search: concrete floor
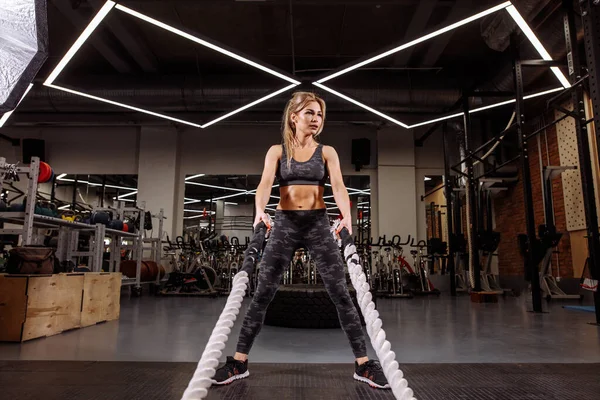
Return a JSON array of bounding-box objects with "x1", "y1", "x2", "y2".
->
[{"x1": 1, "y1": 292, "x2": 599, "y2": 364}]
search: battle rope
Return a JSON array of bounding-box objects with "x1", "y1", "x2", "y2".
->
[
  {"x1": 181, "y1": 221, "x2": 269, "y2": 400},
  {"x1": 335, "y1": 223, "x2": 416, "y2": 400}
]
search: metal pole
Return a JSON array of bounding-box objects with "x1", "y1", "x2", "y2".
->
[
  {"x1": 512, "y1": 36, "x2": 543, "y2": 312},
  {"x1": 569, "y1": 0, "x2": 600, "y2": 324},
  {"x1": 101, "y1": 175, "x2": 106, "y2": 207},
  {"x1": 463, "y1": 96, "x2": 482, "y2": 292},
  {"x1": 72, "y1": 175, "x2": 78, "y2": 211},
  {"x1": 442, "y1": 122, "x2": 457, "y2": 295}
]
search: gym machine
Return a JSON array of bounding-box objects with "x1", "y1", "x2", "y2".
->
[
  {"x1": 408, "y1": 238, "x2": 441, "y2": 296},
  {"x1": 538, "y1": 166, "x2": 581, "y2": 301},
  {"x1": 426, "y1": 202, "x2": 449, "y2": 275},
  {"x1": 476, "y1": 185, "x2": 507, "y2": 295}
]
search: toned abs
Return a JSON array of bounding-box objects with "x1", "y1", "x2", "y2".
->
[{"x1": 278, "y1": 185, "x2": 326, "y2": 210}]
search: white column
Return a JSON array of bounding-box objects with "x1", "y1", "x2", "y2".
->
[
  {"x1": 137, "y1": 126, "x2": 181, "y2": 240},
  {"x1": 370, "y1": 169, "x2": 379, "y2": 240},
  {"x1": 215, "y1": 200, "x2": 225, "y2": 233},
  {"x1": 377, "y1": 127, "x2": 416, "y2": 241}
]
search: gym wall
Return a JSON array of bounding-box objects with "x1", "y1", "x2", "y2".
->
[{"x1": 1, "y1": 127, "x2": 139, "y2": 174}]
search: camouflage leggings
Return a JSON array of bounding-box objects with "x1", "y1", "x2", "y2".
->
[{"x1": 236, "y1": 209, "x2": 367, "y2": 358}]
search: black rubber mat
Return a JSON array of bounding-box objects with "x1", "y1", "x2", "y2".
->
[{"x1": 0, "y1": 361, "x2": 598, "y2": 400}]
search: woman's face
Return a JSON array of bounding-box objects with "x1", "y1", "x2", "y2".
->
[{"x1": 292, "y1": 101, "x2": 323, "y2": 136}]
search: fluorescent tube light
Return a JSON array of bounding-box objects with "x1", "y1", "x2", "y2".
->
[
  {"x1": 505, "y1": 5, "x2": 570, "y2": 88},
  {"x1": 45, "y1": 84, "x2": 202, "y2": 127},
  {"x1": 313, "y1": 83, "x2": 409, "y2": 128},
  {"x1": 58, "y1": 176, "x2": 137, "y2": 191},
  {"x1": 185, "y1": 181, "x2": 247, "y2": 192},
  {"x1": 57, "y1": 173, "x2": 67, "y2": 179},
  {"x1": 316, "y1": 2, "x2": 512, "y2": 84},
  {"x1": 201, "y1": 84, "x2": 298, "y2": 128},
  {"x1": 212, "y1": 191, "x2": 253, "y2": 201},
  {"x1": 44, "y1": 1, "x2": 116, "y2": 86},
  {"x1": 185, "y1": 174, "x2": 206, "y2": 181},
  {"x1": 118, "y1": 191, "x2": 138, "y2": 199},
  {"x1": 43, "y1": 1, "x2": 299, "y2": 128},
  {"x1": 115, "y1": 4, "x2": 300, "y2": 86},
  {"x1": 408, "y1": 87, "x2": 563, "y2": 128},
  {"x1": 408, "y1": 112, "x2": 465, "y2": 129},
  {"x1": 313, "y1": 2, "x2": 568, "y2": 127},
  {"x1": 0, "y1": 83, "x2": 34, "y2": 128}
]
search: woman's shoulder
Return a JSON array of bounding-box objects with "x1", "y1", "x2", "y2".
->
[
  {"x1": 267, "y1": 144, "x2": 283, "y2": 158},
  {"x1": 321, "y1": 144, "x2": 337, "y2": 156}
]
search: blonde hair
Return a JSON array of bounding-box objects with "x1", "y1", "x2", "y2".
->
[{"x1": 281, "y1": 92, "x2": 326, "y2": 168}]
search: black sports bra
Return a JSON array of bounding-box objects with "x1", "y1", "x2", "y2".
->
[{"x1": 275, "y1": 144, "x2": 328, "y2": 187}]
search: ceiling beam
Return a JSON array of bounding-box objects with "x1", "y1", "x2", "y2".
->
[
  {"x1": 421, "y1": 0, "x2": 472, "y2": 67},
  {"x1": 88, "y1": 0, "x2": 159, "y2": 73},
  {"x1": 51, "y1": 0, "x2": 134, "y2": 74},
  {"x1": 391, "y1": 0, "x2": 438, "y2": 66}
]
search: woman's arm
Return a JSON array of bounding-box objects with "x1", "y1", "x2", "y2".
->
[
  {"x1": 255, "y1": 145, "x2": 281, "y2": 215},
  {"x1": 323, "y1": 145, "x2": 352, "y2": 233}
]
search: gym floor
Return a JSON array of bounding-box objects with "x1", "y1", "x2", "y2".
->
[
  {"x1": 0, "y1": 294, "x2": 598, "y2": 364},
  {"x1": 1, "y1": 294, "x2": 599, "y2": 400}
]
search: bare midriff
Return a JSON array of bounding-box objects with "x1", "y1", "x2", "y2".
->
[{"x1": 277, "y1": 185, "x2": 326, "y2": 210}]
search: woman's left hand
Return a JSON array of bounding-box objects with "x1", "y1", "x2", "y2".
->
[{"x1": 336, "y1": 216, "x2": 353, "y2": 236}]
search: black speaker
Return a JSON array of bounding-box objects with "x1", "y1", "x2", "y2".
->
[
  {"x1": 22, "y1": 138, "x2": 45, "y2": 163},
  {"x1": 351, "y1": 138, "x2": 370, "y2": 171}
]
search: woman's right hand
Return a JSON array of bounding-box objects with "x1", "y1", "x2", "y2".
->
[{"x1": 254, "y1": 211, "x2": 272, "y2": 230}]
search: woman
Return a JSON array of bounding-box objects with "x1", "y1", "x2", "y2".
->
[{"x1": 212, "y1": 92, "x2": 389, "y2": 389}]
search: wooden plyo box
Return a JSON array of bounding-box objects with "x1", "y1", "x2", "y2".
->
[
  {"x1": 0, "y1": 272, "x2": 122, "y2": 342},
  {"x1": 81, "y1": 273, "x2": 122, "y2": 327}
]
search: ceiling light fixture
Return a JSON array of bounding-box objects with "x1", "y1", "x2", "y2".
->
[
  {"x1": 57, "y1": 176, "x2": 136, "y2": 191},
  {"x1": 408, "y1": 87, "x2": 563, "y2": 128},
  {"x1": 505, "y1": 5, "x2": 570, "y2": 88},
  {"x1": 313, "y1": 1, "x2": 569, "y2": 129},
  {"x1": 316, "y1": 1, "x2": 512, "y2": 84},
  {"x1": 185, "y1": 174, "x2": 206, "y2": 181},
  {"x1": 43, "y1": 1, "x2": 299, "y2": 128},
  {"x1": 118, "y1": 190, "x2": 138, "y2": 199},
  {"x1": 312, "y1": 83, "x2": 409, "y2": 129},
  {"x1": 0, "y1": 84, "x2": 34, "y2": 128}
]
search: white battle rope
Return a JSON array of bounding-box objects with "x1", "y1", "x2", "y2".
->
[
  {"x1": 344, "y1": 243, "x2": 417, "y2": 400},
  {"x1": 181, "y1": 271, "x2": 250, "y2": 400}
]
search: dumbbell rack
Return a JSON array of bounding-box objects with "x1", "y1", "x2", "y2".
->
[
  {"x1": 0, "y1": 156, "x2": 141, "y2": 279},
  {"x1": 0, "y1": 156, "x2": 41, "y2": 245},
  {"x1": 95, "y1": 202, "x2": 147, "y2": 295}
]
